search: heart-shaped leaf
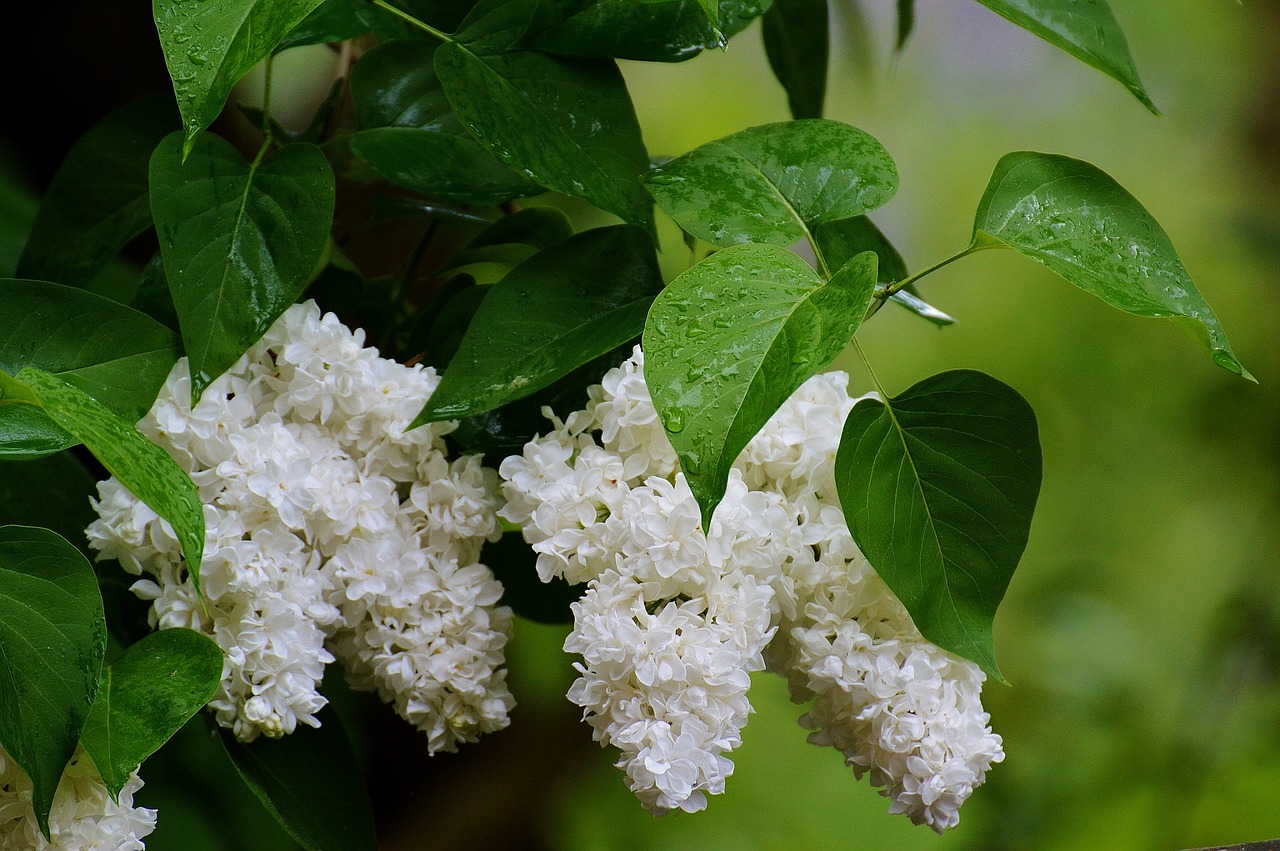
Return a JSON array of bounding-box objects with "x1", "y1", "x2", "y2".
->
[
  {"x1": 973, "y1": 0, "x2": 1155, "y2": 111},
  {"x1": 834, "y1": 369, "x2": 1042, "y2": 681},
  {"x1": 153, "y1": 0, "x2": 328, "y2": 152},
  {"x1": 17, "y1": 98, "x2": 177, "y2": 289},
  {"x1": 14, "y1": 368, "x2": 205, "y2": 598},
  {"x1": 762, "y1": 0, "x2": 829, "y2": 120},
  {"x1": 644, "y1": 119, "x2": 898, "y2": 248},
  {"x1": 434, "y1": 45, "x2": 653, "y2": 229},
  {"x1": 645, "y1": 244, "x2": 879, "y2": 526},
  {"x1": 80, "y1": 628, "x2": 223, "y2": 799},
  {"x1": 0, "y1": 525, "x2": 106, "y2": 839},
  {"x1": 973, "y1": 151, "x2": 1251, "y2": 380},
  {"x1": 413, "y1": 224, "x2": 662, "y2": 424},
  {"x1": 0, "y1": 279, "x2": 182, "y2": 459},
  {"x1": 150, "y1": 132, "x2": 335, "y2": 403},
  {"x1": 220, "y1": 709, "x2": 377, "y2": 851}
]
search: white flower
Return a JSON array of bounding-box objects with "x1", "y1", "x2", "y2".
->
[
  {"x1": 87, "y1": 301, "x2": 513, "y2": 750},
  {"x1": 0, "y1": 745, "x2": 156, "y2": 850}
]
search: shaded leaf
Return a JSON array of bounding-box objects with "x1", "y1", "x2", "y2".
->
[
  {"x1": 834, "y1": 369, "x2": 1041, "y2": 680},
  {"x1": 414, "y1": 225, "x2": 661, "y2": 423},
  {"x1": 17, "y1": 98, "x2": 177, "y2": 289},
  {"x1": 468, "y1": 207, "x2": 573, "y2": 250},
  {"x1": 484, "y1": 533, "x2": 579, "y2": 624},
  {"x1": 0, "y1": 279, "x2": 182, "y2": 459},
  {"x1": 644, "y1": 244, "x2": 878, "y2": 526},
  {"x1": 973, "y1": 0, "x2": 1155, "y2": 111},
  {"x1": 973, "y1": 151, "x2": 1250, "y2": 379},
  {"x1": 435, "y1": 45, "x2": 652, "y2": 229},
  {"x1": 277, "y1": 0, "x2": 382, "y2": 51},
  {"x1": 14, "y1": 368, "x2": 205, "y2": 598},
  {"x1": 0, "y1": 526, "x2": 106, "y2": 838},
  {"x1": 153, "y1": 0, "x2": 328, "y2": 151},
  {"x1": 762, "y1": 0, "x2": 829, "y2": 119},
  {"x1": 220, "y1": 708, "x2": 377, "y2": 851},
  {"x1": 149, "y1": 132, "x2": 335, "y2": 402},
  {"x1": 0, "y1": 453, "x2": 98, "y2": 556},
  {"x1": 645, "y1": 119, "x2": 897, "y2": 248},
  {"x1": 530, "y1": 0, "x2": 767, "y2": 62},
  {"x1": 80, "y1": 628, "x2": 223, "y2": 799},
  {"x1": 896, "y1": 0, "x2": 915, "y2": 49}
]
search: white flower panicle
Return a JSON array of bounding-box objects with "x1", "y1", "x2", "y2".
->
[
  {"x1": 87, "y1": 301, "x2": 513, "y2": 752},
  {"x1": 0, "y1": 745, "x2": 155, "y2": 850},
  {"x1": 500, "y1": 346, "x2": 1003, "y2": 829}
]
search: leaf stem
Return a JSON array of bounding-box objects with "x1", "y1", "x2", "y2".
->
[
  {"x1": 851, "y1": 338, "x2": 888, "y2": 400},
  {"x1": 865, "y1": 241, "x2": 995, "y2": 320},
  {"x1": 371, "y1": 0, "x2": 453, "y2": 43},
  {"x1": 260, "y1": 54, "x2": 275, "y2": 139}
]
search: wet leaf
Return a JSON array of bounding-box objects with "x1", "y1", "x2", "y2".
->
[
  {"x1": 530, "y1": 0, "x2": 767, "y2": 62},
  {"x1": 0, "y1": 525, "x2": 105, "y2": 838},
  {"x1": 644, "y1": 119, "x2": 897, "y2": 248},
  {"x1": 0, "y1": 279, "x2": 181, "y2": 459},
  {"x1": 973, "y1": 151, "x2": 1251, "y2": 380},
  {"x1": 80, "y1": 628, "x2": 223, "y2": 799},
  {"x1": 153, "y1": 0, "x2": 327, "y2": 152},
  {"x1": 835, "y1": 369, "x2": 1042, "y2": 681},
  {"x1": 974, "y1": 0, "x2": 1155, "y2": 111},
  {"x1": 413, "y1": 225, "x2": 661, "y2": 423},
  {"x1": 644, "y1": 244, "x2": 878, "y2": 527},
  {"x1": 435, "y1": 45, "x2": 652, "y2": 229},
  {"x1": 149, "y1": 132, "x2": 335, "y2": 403}
]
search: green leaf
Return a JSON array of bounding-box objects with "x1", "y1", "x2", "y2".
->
[
  {"x1": 468, "y1": 207, "x2": 573, "y2": 250},
  {"x1": 434, "y1": 45, "x2": 653, "y2": 229},
  {"x1": 149, "y1": 132, "x2": 335, "y2": 402},
  {"x1": 973, "y1": 151, "x2": 1251, "y2": 380},
  {"x1": 220, "y1": 709, "x2": 378, "y2": 851},
  {"x1": 80, "y1": 628, "x2": 223, "y2": 799},
  {"x1": 814, "y1": 216, "x2": 955, "y2": 326},
  {"x1": 277, "y1": 0, "x2": 381, "y2": 51},
  {"x1": 761, "y1": 0, "x2": 829, "y2": 120},
  {"x1": 153, "y1": 0, "x2": 328, "y2": 152},
  {"x1": 0, "y1": 525, "x2": 106, "y2": 838},
  {"x1": 896, "y1": 0, "x2": 915, "y2": 49},
  {"x1": 414, "y1": 225, "x2": 662, "y2": 423},
  {"x1": 644, "y1": 244, "x2": 879, "y2": 527},
  {"x1": 644, "y1": 119, "x2": 898, "y2": 249},
  {"x1": 0, "y1": 453, "x2": 98, "y2": 556},
  {"x1": 834, "y1": 369, "x2": 1042, "y2": 681},
  {"x1": 14, "y1": 368, "x2": 205, "y2": 598},
  {"x1": 0, "y1": 279, "x2": 182, "y2": 459},
  {"x1": 973, "y1": 0, "x2": 1155, "y2": 111},
  {"x1": 16, "y1": 98, "x2": 177, "y2": 289},
  {"x1": 530, "y1": 1, "x2": 768, "y2": 62}
]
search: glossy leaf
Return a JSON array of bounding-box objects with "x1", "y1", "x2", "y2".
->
[
  {"x1": 80, "y1": 628, "x2": 223, "y2": 799},
  {"x1": 762, "y1": 0, "x2": 829, "y2": 120},
  {"x1": 0, "y1": 279, "x2": 182, "y2": 459},
  {"x1": 15, "y1": 368, "x2": 205, "y2": 597},
  {"x1": 834, "y1": 370, "x2": 1042, "y2": 680},
  {"x1": 0, "y1": 453, "x2": 98, "y2": 556},
  {"x1": 414, "y1": 225, "x2": 662, "y2": 423},
  {"x1": 530, "y1": 0, "x2": 767, "y2": 62},
  {"x1": 16, "y1": 98, "x2": 177, "y2": 288},
  {"x1": 220, "y1": 708, "x2": 378, "y2": 851},
  {"x1": 973, "y1": 151, "x2": 1251, "y2": 380},
  {"x1": 153, "y1": 0, "x2": 328, "y2": 152},
  {"x1": 435, "y1": 45, "x2": 653, "y2": 229},
  {"x1": 973, "y1": 0, "x2": 1155, "y2": 111},
  {"x1": 149, "y1": 132, "x2": 335, "y2": 402},
  {"x1": 645, "y1": 119, "x2": 898, "y2": 248},
  {"x1": 644, "y1": 244, "x2": 879, "y2": 527},
  {"x1": 814, "y1": 216, "x2": 954, "y2": 326},
  {"x1": 277, "y1": 0, "x2": 381, "y2": 51},
  {"x1": 0, "y1": 525, "x2": 106, "y2": 838}
]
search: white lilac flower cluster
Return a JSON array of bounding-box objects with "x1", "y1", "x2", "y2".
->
[
  {"x1": 0, "y1": 745, "x2": 155, "y2": 850},
  {"x1": 87, "y1": 301, "x2": 514, "y2": 755},
  {"x1": 499, "y1": 346, "x2": 1003, "y2": 830}
]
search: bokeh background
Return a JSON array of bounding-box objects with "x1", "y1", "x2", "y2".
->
[{"x1": 3, "y1": 1, "x2": 1279, "y2": 849}]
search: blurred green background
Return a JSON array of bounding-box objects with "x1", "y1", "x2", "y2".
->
[{"x1": 4, "y1": 1, "x2": 1279, "y2": 849}]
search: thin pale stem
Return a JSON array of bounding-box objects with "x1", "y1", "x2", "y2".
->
[{"x1": 370, "y1": 0, "x2": 453, "y2": 42}]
